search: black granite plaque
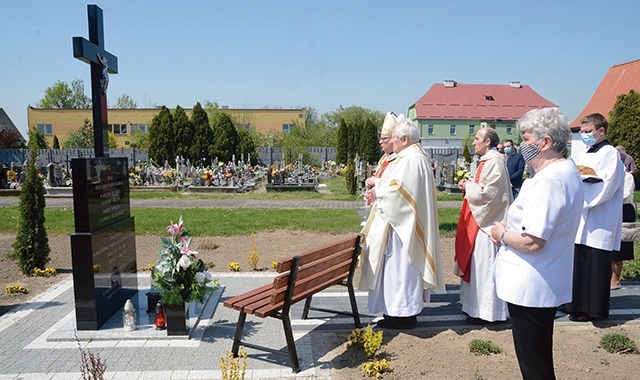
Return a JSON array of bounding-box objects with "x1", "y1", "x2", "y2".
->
[{"x1": 70, "y1": 157, "x2": 137, "y2": 330}]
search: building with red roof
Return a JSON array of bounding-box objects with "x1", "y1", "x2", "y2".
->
[
  {"x1": 569, "y1": 59, "x2": 640, "y2": 159},
  {"x1": 571, "y1": 59, "x2": 640, "y2": 128},
  {"x1": 408, "y1": 80, "x2": 557, "y2": 147}
]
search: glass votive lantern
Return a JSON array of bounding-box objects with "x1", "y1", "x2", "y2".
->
[
  {"x1": 154, "y1": 301, "x2": 166, "y2": 330},
  {"x1": 123, "y1": 299, "x2": 137, "y2": 331}
]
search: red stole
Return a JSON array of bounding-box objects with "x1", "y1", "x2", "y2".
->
[
  {"x1": 376, "y1": 160, "x2": 390, "y2": 178},
  {"x1": 454, "y1": 161, "x2": 485, "y2": 283}
]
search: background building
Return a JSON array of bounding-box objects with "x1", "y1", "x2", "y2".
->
[
  {"x1": 0, "y1": 108, "x2": 26, "y2": 145},
  {"x1": 27, "y1": 106, "x2": 305, "y2": 148},
  {"x1": 569, "y1": 59, "x2": 640, "y2": 159},
  {"x1": 409, "y1": 80, "x2": 557, "y2": 148}
]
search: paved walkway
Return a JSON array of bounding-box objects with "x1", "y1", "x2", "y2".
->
[{"x1": 1, "y1": 271, "x2": 638, "y2": 380}]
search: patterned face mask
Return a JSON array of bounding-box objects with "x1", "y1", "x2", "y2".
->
[{"x1": 520, "y1": 139, "x2": 543, "y2": 163}]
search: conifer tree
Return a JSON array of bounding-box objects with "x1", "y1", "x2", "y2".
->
[
  {"x1": 608, "y1": 89, "x2": 640, "y2": 172},
  {"x1": 237, "y1": 128, "x2": 258, "y2": 165},
  {"x1": 13, "y1": 134, "x2": 50, "y2": 275},
  {"x1": 190, "y1": 102, "x2": 214, "y2": 165},
  {"x1": 52, "y1": 135, "x2": 60, "y2": 149},
  {"x1": 336, "y1": 118, "x2": 349, "y2": 164},
  {"x1": 210, "y1": 112, "x2": 238, "y2": 163},
  {"x1": 361, "y1": 118, "x2": 379, "y2": 165},
  {"x1": 173, "y1": 106, "x2": 193, "y2": 161},
  {"x1": 345, "y1": 154, "x2": 357, "y2": 195},
  {"x1": 148, "y1": 106, "x2": 175, "y2": 165}
]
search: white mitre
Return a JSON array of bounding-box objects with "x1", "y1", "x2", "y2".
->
[{"x1": 381, "y1": 112, "x2": 397, "y2": 135}]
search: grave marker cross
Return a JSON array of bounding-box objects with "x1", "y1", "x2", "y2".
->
[{"x1": 72, "y1": 4, "x2": 118, "y2": 157}]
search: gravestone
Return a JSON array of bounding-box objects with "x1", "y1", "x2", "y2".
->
[
  {"x1": 71, "y1": 5, "x2": 136, "y2": 330},
  {"x1": 70, "y1": 157, "x2": 137, "y2": 330}
]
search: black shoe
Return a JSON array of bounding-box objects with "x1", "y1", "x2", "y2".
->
[
  {"x1": 466, "y1": 317, "x2": 493, "y2": 325},
  {"x1": 376, "y1": 315, "x2": 417, "y2": 329},
  {"x1": 569, "y1": 314, "x2": 593, "y2": 322}
]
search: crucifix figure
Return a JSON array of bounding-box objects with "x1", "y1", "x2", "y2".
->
[{"x1": 72, "y1": 4, "x2": 118, "y2": 157}]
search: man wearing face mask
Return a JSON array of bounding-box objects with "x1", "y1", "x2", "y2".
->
[
  {"x1": 563, "y1": 113, "x2": 625, "y2": 322},
  {"x1": 504, "y1": 139, "x2": 525, "y2": 198}
]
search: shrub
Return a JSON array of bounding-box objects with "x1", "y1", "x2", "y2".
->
[
  {"x1": 468, "y1": 339, "x2": 502, "y2": 356},
  {"x1": 5, "y1": 284, "x2": 28, "y2": 294},
  {"x1": 12, "y1": 142, "x2": 50, "y2": 275},
  {"x1": 348, "y1": 325, "x2": 383, "y2": 358},
  {"x1": 362, "y1": 358, "x2": 391, "y2": 378},
  {"x1": 227, "y1": 262, "x2": 240, "y2": 271},
  {"x1": 600, "y1": 333, "x2": 639, "y2": 354}
]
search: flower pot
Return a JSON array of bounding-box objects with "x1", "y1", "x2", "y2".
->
[{"x1": 165, "y1": 302, "x2": 189, "y2": 336}]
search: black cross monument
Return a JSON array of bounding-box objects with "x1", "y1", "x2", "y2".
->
[
  {"x1": 70, "y1": 4, "x2": 137, "y2": 331},
  {"x1": 73, "y1": 4, "x2": 118, "y2": 157}
]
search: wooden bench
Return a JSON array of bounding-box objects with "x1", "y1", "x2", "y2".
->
[{"x1": 223, "y1": 234, "x2": 363, "y2": 373}]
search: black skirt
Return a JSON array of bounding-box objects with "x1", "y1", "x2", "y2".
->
[{"x1": 612, "y1": 203, "x2": 636, "y2": 261}]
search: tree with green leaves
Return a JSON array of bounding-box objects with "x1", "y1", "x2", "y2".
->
[
  {"x1": 28, "y1": 128, "x2": 49, "y2": 149},
  {"x1": 345, "y1": 155, "x2": 357, "y2": 195},
  {"x1": 360, "y1": 118, "x2": 379, "y2": 165},
  {"x1": 0, "y1": 128, "x2": 25, "y2": 148},
  {"x1": 237, "y1": 128, "x2": 258, "y2": 165},
  {"x1": 347, "y1": 120, "x2": 362, "y2": 161},
  {"x1": 336, "y1": 118, "x2": 349, "y2": 164},
  {"x1": 608, "y1": 89, "x2": 640, "y2": 177},
  {"x1": 52, "y1": 135, "x2": 60, "y2": 149},
  {"x1": 210, "y1": 112, "x2": 238, "y2": 163},
  {"x1": 190, "y1": 102, "x2": 214, "y2": 165},
  {"x1": 12, "y1": 136, "x2": 50, "y2": 275},
  {"x1": 173, "y1": 106, "x2": 194, "y2": 160},
  {"x1": 148, "y1": 106, "x2": 175, "y2": 165},
  {"x1": 108, "y1": 131, "x2": 118, "y2": 148},
  {"x1": 36, "y1": 79, "x2": 90, "y2": 109},
  {"x1": 114, "y1": 94, "x2": 138, "y2": 109},
  {"x1": 62, "y1": 118, "x2": 93, "y2": 148}
]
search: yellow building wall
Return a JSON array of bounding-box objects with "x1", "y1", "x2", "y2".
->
[{"x1": 27, "y1": 106, "x2": 305, "y2": 148}]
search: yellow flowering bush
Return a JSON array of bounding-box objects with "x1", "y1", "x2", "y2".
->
[
  {"x1": 5, "y1": 284, "x2": 28, "y2": 294},
  {"x1": 348, "y1": 325, "x2": 383, "y2": 358},
  {"x1": 227, "y1": 262, "x2": 240, "y2": 271},
  {"x1": 32, "y1": 267, "x2": 57, "y2": 277},
  {"x1": 362, "y1": 359, "x2": 391, "y2": 378}
]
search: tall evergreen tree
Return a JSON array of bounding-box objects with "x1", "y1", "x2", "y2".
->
[
  {"x1": 29, "y1": 128, "x2": 49, "y2": 149},
  {"x1": 347, "y1": 120, "x2": 362, "y2": 160},
  {"x1": 210, "y1": 112, "x2": 238, "y2": 163},
  {"x1": 12, "y1": 136, "x2": 50, "y2": 275},
  {"x1": 148, "y1": 106, "x2": 175, "y2": 165},
  {"x1": 360, "y1": 118, "x2": 379, "y2": 165},
  {"x1": 336, "y1": 118, "x2": 349, "y2": 164},
  {"x1": 345, "y1": 154, "x2": 357, "y2": 195},
  {"x1": 173, "y1": 106, "x2": 194, "y2": 161},
  {"x1": 237, "y1": 128, "x2": 258, "y2": 165},
  {"x1": 190, "y1": 102, "x2": 214, "y2": 165},
  {"x1": 608, "y1": 89, "x2": 640, "y2": 172},
  {"x1": 52, "y1": 135, "x2": 60, "y2": 149}
]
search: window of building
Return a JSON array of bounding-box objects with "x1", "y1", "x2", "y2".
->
[
  {"x1": 428, "y1": 124, "x2": 434, "y2": 135},
  {"x1": 109, "y1": 124, "x2": 128, "y2": 134},
  {"x1": 282, "y1": 124, "x2": 293, "y2": 134},
  {"x1": 130, "y1": 124, "x2": 148, "y2": 134},
  {"x1": 469, "y1": 125, "x2": 474, "y2": 135},
  {"x1": 450, "y1": 124, "x2": 456, "y2": 135},
  {"x1": 506, "y1": 125, "x2": 513, "y2": 134},
  {"x1": 37, "y1": 124, "x2": 53, "y2": 135}
]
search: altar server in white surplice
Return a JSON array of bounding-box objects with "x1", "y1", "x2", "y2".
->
[
  {"x1": 359, "y1": 116, "x2": 444, "y2": 329},
  {"x1": 455, "y1": 127, "x2": 512, "y2": 323}
]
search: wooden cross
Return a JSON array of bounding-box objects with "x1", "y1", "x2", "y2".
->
[{"x1": 72, "y1": 4, "x2": 118, "y2": 157}]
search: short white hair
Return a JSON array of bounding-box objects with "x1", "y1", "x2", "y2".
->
[
  {"x1": 394, "y1": 119, "x2": 420, "y2": 143},
  {"x1": 516, "y1": 108, "x2": 570, "y2": 153}
]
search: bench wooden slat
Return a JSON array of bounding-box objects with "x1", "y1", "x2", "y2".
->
[
  {"x1": 272, "y1": 248, "x2": 354, "y2": 290},
  {"x1": 223, "y1": 283, "x2": 273, "y2": 309},
  {"x1": 270, "y1": 260, "x2": 351, "y2": 305},
  {"x1": 275, "y1": 235, "x2": 359, "y2": 273}
]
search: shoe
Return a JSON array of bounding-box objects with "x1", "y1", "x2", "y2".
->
[
  {"x1": 610, "y1": 284, "x2": 622, "y2": 290},
  {"x1": 569, "y1": 314, "x2": 593, "y2": 322},
  {"x1": 466, "y1": 317, "x2": 494, "y2": 325},
  {"x1": 375, "y1": 315, "x2": 417, "y2": 329}
]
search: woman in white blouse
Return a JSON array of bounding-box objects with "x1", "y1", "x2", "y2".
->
[{"x1": 490, "y1": 108, "x2": 584, "y2": 380}]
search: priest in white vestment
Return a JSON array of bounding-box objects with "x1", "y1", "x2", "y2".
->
[
  {"x1": 455, "y1": 127, "x2": 512, "y2": 323},
  {"x1": 359, "y1": 116, "x2": 444, "y2": 329}
]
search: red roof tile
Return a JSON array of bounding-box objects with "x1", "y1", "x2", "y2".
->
[
  {"x1": 412, "y1": 82, "x2": 557, "y2": 121},
  {"x1": 571, "y1": 59, "x2": 640, "y2": 127}
]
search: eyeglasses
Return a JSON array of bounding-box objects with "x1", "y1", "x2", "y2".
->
[{"x1": 379, "y1": 137, "x2": 391, "y2": 142}]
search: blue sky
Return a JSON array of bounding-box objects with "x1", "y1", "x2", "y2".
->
[{"x1": 2, "y1": 0, "x2": 639, "y2": 139}]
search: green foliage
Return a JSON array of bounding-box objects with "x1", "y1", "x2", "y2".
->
[
  {"x1": 52, "y1": 135, "x2": 60, "y2": 149},
  {"x1": 348, "y1": 325, "x2": 383, "y2": 358},
  {"x1": 173, "y1": 106, "x2": 194, "y2": 160},
  {"x1": 347, "y1": 120, "x2": 362, "y2": 160},
  {"x1": 28, "y1": 128, "x2": 49, "y2": 149},
  {"x1": 336, "y1": 118, "x2": 349, "y2": 164},
  {"x1": 236, "y1": 128, "x2": 258, "y2": 165},
  {"x1": 148, "y1": 106, "x2": 175, "y2": 165},
  {"x1": 129, "y1": 130, "x2": 149, "y2": 149},
  {"x1": 345, "y1": 156, "x2": 357, "y2": 195},
  {"x1": 114, "y1": 94, "x2": 138, "y2": 109},
  {"x1": 462, "y1": 133, "x2": 473, "y2": 163},
  {"x1": 608, "y1": 89, "x2": 640, "y2": 167},
  {"x1": 62, "y1": 118, "x2": 94, "y2": 148},
  {"x1": 36, "y1": 79, "x2": 90, "y2": 109},
  {"x1": 210, "y1": 112, "x2": 238, "y2": 163},
  {"x1": 468, "y1": 339, "x2": 502, "y2": 356},
  {"x1": 108, "y1": 131, "x2": 118, "y2": 148},
  {"x1": 361, "y1": 118, "x2": 379, "y2": 165},
  {"x1": 0, "y1": 128, "x2": 25, "y2": 148},
  {"x1": 621, "y1": 241, "x2": 640, "y2": 280},
  {"x1": 190, "y1": 102, "x2": 214, "y2": 165},
  {"x1": 600, "y1": 333, "x2": 639, "y2": 354},
  {"x1": 12, "y1": 145, "x2": 50, "y2": 275}
]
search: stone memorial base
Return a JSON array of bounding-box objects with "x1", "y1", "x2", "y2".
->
[
  {"x1": 437, "y1": 184, "x2": 462, "y2": 194},
  {"x1": 44, "y1": 186, "x2": 74, "y2": 197}
]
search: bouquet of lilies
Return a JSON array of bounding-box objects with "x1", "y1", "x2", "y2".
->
[{"x1": 152, "y1": 216, "x2": 219, "y2": 307}]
